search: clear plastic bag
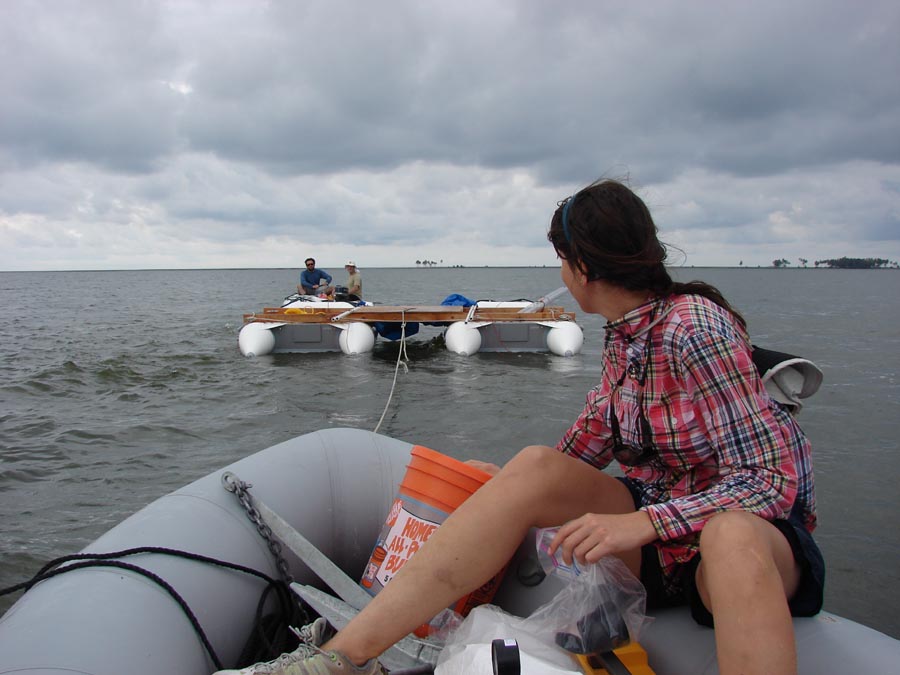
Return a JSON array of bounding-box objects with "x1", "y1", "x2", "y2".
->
[
  {"x1": 434, "y1": 605, "x2": 583, "y2": 674},
  {"x1": 436, "y1": 527, "x2": 651, "y2": 671},
  {"x1": 530, "y1": 526, "x2": 651, "y2": 654}
]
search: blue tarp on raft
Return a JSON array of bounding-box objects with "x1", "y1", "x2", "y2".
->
[
  {"x1": 440, "y1": 293, "x2": 476, "y2": 307},
  {"x1": 374, "y1": 294, "x2": 476, "y2": 340},
  {"x1": 373, "y1": 321, "x2": 420, "y2": 341}
]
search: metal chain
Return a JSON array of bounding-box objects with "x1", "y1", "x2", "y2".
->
[{"x1": 221, "y1": 471, "x2": 293, "y2": 585}]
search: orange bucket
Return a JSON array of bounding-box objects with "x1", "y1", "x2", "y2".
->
[{"x1": 359, "y1": 445, "x2": 505, "y2": 635}]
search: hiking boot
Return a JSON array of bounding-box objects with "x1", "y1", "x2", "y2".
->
[
  {"x1": 213, "y1": 618, "x2": 384, "y2": 674},
  {"x1": 292, "y1": 618, "x2": 330, "y2": 647}
]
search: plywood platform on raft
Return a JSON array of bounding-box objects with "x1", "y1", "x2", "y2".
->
[{"x1": 243, "y1": 304, "x2": 577, "y2": 325}]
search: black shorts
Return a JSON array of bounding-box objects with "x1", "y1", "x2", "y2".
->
[{"x1": 618, "y1": 477, "x2": 826, "y2": 628}]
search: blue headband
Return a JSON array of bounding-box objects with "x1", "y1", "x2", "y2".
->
[{"x1": 561, "y1": 195, "x2": 575, "y2": 243}]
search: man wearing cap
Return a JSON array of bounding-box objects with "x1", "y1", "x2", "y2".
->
[{"x1": 344, "y1": 261, "x2": 362, "y2": 299}]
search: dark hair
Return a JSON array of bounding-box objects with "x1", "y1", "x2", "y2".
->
[
  {"x1": 305, "y1": 258, "x2": 315, "y2": 265},
  {"x1": 548, "y1": 179, "x2": 746, "y2": 327}
]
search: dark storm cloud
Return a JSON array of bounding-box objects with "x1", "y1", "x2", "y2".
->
[
  {"x1": 0, "y1": 2, "x2": 184, "y2": 173},
  {"x1": 3, "y1": 1, "x2": 898, "y2": 179}
]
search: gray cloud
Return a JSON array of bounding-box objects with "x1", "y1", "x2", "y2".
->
[
  {"x1": 1, "y1": 0, "x2": 899, "y2": 271},
  {"x1": 0, "y1": 2, "x2": 184, "y2": 172}
]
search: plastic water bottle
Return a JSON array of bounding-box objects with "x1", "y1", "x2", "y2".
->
[{"x1": 535, "y1": 527, "x2": 582, "y2": 580}]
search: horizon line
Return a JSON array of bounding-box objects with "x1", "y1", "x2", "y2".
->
[{"x1": 2, "y1": 264, "x2": 892, "y2": 274}]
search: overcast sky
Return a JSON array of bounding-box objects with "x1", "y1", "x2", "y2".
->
[{"x1": 2, "y1": 0, "x2": 898, "y2": 271}]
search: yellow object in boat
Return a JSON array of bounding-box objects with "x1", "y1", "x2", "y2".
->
[{"x1": 575, "y1": 642, "x2": 655, "y2": 674}]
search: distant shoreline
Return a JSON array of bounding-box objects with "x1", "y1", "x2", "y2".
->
[{"x1": 2, "y1": 265, "x2": 898, "y2": 274}]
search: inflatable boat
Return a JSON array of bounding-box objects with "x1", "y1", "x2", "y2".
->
[{"x1": 0, "y1": 428, "x2": 897, "y2": 674}]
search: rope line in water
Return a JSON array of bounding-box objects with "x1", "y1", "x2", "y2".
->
[{"x1": 374, "y1": 310, "x2": 409, "y2": 434}]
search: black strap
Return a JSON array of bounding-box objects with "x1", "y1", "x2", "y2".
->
[{"x1": 1, "y1": 546, "x2": 310, "y2": 671}]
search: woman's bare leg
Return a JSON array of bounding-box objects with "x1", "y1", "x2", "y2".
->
[
  {"x1": 694, "y1": 511, "x2": 801, "y2": 675},
  {"x1": 325, "y1": 445, "x2": 639, "y2": 664}
]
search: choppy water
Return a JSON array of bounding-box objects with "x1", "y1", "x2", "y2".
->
[{"x1": 1, "y1": 266, "x2": 898, "y2": 639}]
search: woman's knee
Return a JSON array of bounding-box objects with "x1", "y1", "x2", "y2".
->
[
  {"x1": 496, "y1": 445, "x2": 575, "y2": 496},
  {"x1": 697, "y1": 511, "x2": 800, "y2": 607},
  {"x1": 700, "y1": 511, "x2": 775, "y2": 563},
  {"x1": 498, "y1": 444, "x2": 631, "y2": 509},
  {"x1": 696, "y1": 513, "x2": 773, "y2": 604},
  {"x1": 700, "y1": 511, "x2": 796, "y2": 586},
  {"x1": 502, "y1": 445, "x2": 559, "y2": 475}
]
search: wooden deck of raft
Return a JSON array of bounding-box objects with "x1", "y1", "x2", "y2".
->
[{"x1": 243, "y1": 305, "x2": 577, "y2": 325}]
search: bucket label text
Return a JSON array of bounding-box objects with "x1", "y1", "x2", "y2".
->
[{"x1": 376, "y1": 505, "x2": 441, "y2": 586}]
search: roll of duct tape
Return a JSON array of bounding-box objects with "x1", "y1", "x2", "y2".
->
[{"x1": 491, "y1": 638, "x2": 521, "y2": 675}]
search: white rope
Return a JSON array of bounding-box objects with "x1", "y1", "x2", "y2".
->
[{"x1": 373, "y1": 311, "x2": 409, "y2": 434}]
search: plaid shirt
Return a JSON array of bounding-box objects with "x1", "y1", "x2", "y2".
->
[{"x1": 557, "y1": 295, "x2": 817, "y2": 581}]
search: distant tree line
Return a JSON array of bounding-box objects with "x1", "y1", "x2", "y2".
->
[
  {"x1": 815, "y1": 257, "x2": 897, "y2": 269},
  {"x1": 770, "y1": 257, "x2": 898, "y2": 269},
  {"x1": 415, "y1": 259, "x2": 442, "y2": 267}
]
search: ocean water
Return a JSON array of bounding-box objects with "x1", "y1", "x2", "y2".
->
[{"x1": 1, "y1": 266, "x2": 898, "y2": 639}]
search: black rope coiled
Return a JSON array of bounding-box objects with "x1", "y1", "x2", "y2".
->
[{"x1": 0, "y1": 546, "x2": 310, "y2": 671}]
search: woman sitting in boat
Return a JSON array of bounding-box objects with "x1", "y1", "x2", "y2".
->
[{"x1": 218, "y1": 179, "x2": 824, "y2": 675}]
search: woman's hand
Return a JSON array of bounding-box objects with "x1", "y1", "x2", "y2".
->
[
  {"x1": 464, "y1": 459, "x2": 501, "y2": 476},
  {"x1": 549, "y1": 511, "x2": 657, "y2": 565}
]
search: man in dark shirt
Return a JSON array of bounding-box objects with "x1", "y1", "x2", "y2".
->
[{"x1": 298, "y1": 258, "x2": 334, "y2": 296}]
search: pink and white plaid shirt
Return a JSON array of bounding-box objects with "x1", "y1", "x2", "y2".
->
[{"x1": 557, "y1": 294, "x2": 817, "y2": 579}]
